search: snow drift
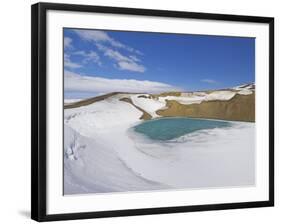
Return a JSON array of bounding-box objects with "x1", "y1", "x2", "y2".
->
[{"x1": 64, "y1": 92, "x2": 255, "y2": 194}]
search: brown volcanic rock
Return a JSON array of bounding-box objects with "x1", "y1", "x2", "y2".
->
[
  {"x1": 151, "y1": 91, "x2": 182, "y2": 99},
  {"x1": 64, "y1": 92, "x2": 145, "y2": 109},
  {"x1": 156, "y1": 93, "x2": 255, "y2": 122}
]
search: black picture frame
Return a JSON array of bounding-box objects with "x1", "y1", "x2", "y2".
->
[{"x1": 31, "y1": 2, "x2": 274, "y2": 222}]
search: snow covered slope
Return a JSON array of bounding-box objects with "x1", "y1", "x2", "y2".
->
[
  {"x1": 64, "y1": 125, "x2": 167, "y2": 194},
  {"x1": 64, "y1": 86, "x2": 255, "y2": 194},
  {"x1": 65, "y1": 83, "x2": 255, "y2": 120},
  {"x1": 130, "y1": 94, "x2": 166, "y2": 118}
]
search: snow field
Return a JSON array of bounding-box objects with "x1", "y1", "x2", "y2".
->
[{"x1": 64, "y1": 93, "x2": 255, "y2": 194}]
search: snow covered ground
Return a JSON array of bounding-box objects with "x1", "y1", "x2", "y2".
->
[
  {"x1": 130, "y1": 94, "x2": 166, "y2": 118},
  {"x1": 64, "y1": 92, "x2": 255, "y2": 194}
]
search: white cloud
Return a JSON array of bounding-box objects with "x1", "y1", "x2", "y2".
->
[
  {"x1": 117, "y1": 61, "x2": 145, "y2": 72},
  {"x1": 64, "y1": 37, "x2": 72, "y2": 49},
  {"x1": 129, "y1": 55, "x2": 141, "y2": 62},
  {"x1": 96, "y1": 44, "x2": 146, "y2": 72},
  {"x1": 64, "y1": 70, "x2": 181, "y2": 94},
  {"x1": 201, "y1": 79, "x2": 218, "y2": 84},
  {"x1": 64, "y1": 54, "x2": 82, "y2": 69},
  {"x1": 75, "y1": 30, "x2": 110, "y2": 42},
  {"x1": 73, "y1": 29, "x2": 140, "y2": 54},
  {"x1": 68, "y1": 29, "x2": 146, "y2": 73},
  {"x1": 97, "y1": 44, "x2": 128, "y2": 61},
  {"x1": 71, "y1": 29, "x2": 146, "y2": 72},
  {"x1": 73, "y1": 50, "x2": 102, "y2": 66}
]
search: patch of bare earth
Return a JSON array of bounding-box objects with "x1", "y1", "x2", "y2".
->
[
  {"x1": 156, "y1": 93, "x2": 255, "y2": 122},
  {"x1": 151, "y1": 91, "x2": 182, "y2": 99}
]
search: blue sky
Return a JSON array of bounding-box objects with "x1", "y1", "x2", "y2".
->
[{"x1": 64, "y1": 28, "x2": 255, "y2": 99}]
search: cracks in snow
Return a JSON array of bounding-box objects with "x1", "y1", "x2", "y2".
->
[{"x1": 65, "y1": 133, "x2": 86, "y2": 160}]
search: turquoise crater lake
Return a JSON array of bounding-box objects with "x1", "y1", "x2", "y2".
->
[{"x1": 134, "y1": 117, "x2": 232, "y2": 141}]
